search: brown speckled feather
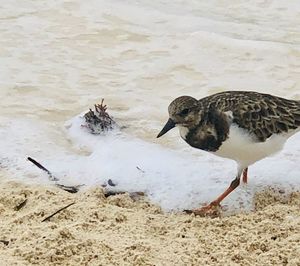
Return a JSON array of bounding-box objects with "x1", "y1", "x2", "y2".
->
[{"x1": 199, "y1": 91, "x2": 300, "y2": 141}]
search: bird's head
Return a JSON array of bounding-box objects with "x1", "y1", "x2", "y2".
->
[{"x1": 157, "y1": 96, "x2": 202, "y2": 138}]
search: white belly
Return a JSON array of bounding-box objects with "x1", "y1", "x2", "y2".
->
[{"x1": 213, "y1": 124, "x2": 299, "y2": 169}]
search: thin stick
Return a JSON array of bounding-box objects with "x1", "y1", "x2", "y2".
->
[
  {"x1": 27, "y1": 157, "x2": 58, "y2": 181},
  {"x1": 136, "y1": 166, "x2": 145, "y2": 173},
  {"x1": 14, "y1": 199, "x2": 27, "y2": 211},
  {"x1": 27, "y1": 157, "x2": 82, "y2": 193},
  {"x1": 55, "y1": 184, "x2": 81, "y2": 194},
  {"x1": 41, "y1": 202, "x2": 75, "y2": 222},
  {"x1": 104, "y1": 191, "x2": 145, "y2": 198}
]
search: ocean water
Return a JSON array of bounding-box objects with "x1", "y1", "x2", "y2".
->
[{"x1": 0, "y1": 0, "x2": 300, "y2": 211}]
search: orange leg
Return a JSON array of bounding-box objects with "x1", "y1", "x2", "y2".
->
[
  {"x1": 242, "y1": 167, "x2": 248, "y2": 184},
  {"x1": 185, "y1": 177, "x2": 241, "y2": 216}
]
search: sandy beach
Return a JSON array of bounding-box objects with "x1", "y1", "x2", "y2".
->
[
  {"x1": 1, "y1": 173, "x2": 300, "y2": 266},
  {"x1": 1, "y1": 1, "x2": 300, "y2": 265}
]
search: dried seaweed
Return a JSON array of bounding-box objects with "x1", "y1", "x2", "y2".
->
[{"x1": 83, "y1": 99, "x2": 116, "y2": 134}]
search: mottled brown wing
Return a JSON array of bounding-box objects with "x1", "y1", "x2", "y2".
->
[{"x1": 231, "y1": 95, "x2": 300, "y2": 141}]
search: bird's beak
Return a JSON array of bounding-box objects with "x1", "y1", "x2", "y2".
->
[{"x1": 157, "y1": 118, "x2": 176, "y2": 138}]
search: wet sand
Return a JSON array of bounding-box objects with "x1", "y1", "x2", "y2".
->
[{"x1": 1, "y1": 175, "x2": 300, "y2": 266}]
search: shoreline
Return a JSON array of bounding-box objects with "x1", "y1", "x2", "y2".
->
[{"x1": 0, "y1": 177, "x2": 299, "y2": 265}]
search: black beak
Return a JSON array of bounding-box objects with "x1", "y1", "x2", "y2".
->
[{"x1": 157, "y1": 118, "x2": 176, "y2": 138}]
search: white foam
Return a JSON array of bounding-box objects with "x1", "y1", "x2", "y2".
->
[{"x1": 1, "y1": 114, "x2": 300, "y2": 212}]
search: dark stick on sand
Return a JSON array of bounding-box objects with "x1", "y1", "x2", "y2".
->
[
  {"x1": 104, "y1": 191, "x2": 145, "y2": 199},
  {"x1": 14, "y1": 198, "x2": 27, "y2": 211},
  {"x1": 104, "y1": 191, "x2": 124, "y2": 197},
  {"x1": 41, "y1": 202, "x2": 75, "y2": 222},
  {"x1": 27, "y1": 157, "x2": 82, "y2": 193},
  {"x1": 55, "y1": 184, "x2": 81, "y2": 194}
]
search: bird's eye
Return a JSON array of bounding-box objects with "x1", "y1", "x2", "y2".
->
[{"x1": 179, "y1": 108, "x2": 190, "y2": 116}]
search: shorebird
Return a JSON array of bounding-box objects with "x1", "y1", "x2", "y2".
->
[{"x1": 157, "y1": 91, "x2": 300, "y2": 215}]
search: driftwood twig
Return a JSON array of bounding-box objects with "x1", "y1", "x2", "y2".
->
[
  {"x1": 27, "y1": 157, "x2": 82, "y2": 193},
  {"x1": 41, "y1": 202, "x2": 75, "y2": 222},
  {"x1": 14, "y1": 199, "x2": 27, "y2": 211},
  {"x1": 55, "y1": 184, "x2": 82, "y2": 194},
  {"x1": 104, "y1": 191, "x2": 145, "y2": 199},
  {"x1": 27, "y1": 157, "x2": 58, "y2": 181}
]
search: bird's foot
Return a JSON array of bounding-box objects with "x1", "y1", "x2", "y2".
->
[{"x1": 184, "y1": 201, "x2": 221, "y2": 218}]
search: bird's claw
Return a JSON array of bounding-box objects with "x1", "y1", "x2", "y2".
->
[{"x1": 184, "y1": 202, "x2": 222, "y2": 218}]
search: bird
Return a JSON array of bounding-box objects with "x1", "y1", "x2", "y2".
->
[{"x1": 157, "y1": 91, "x2": 300, "y2": 216}]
